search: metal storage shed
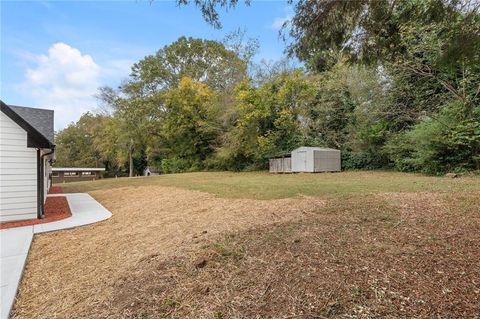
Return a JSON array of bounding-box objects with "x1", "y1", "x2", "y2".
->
[{"x1": 291, "y1": 147, "x2": 341, "y2": 172}]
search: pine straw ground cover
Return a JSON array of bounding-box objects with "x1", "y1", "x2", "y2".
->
[
  {"x1": 11, "y1": 186, "x2": 325, "y2": 318},
  {"x1": 11, "y1": 185, "x2": 480, "y2": 318}
]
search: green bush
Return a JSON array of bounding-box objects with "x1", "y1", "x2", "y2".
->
[
  {"x1": 341, "y1": 150, "x2": 390, "y2": 170},
  {"x1": 385, "y1": 102, "x2": 480, "y2": 174},
  {"x1": 161, "y1": 158, "x2": 193, "y2": 174}
]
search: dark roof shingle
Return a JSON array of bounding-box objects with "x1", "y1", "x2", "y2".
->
[{"x1": 8, "y1": 105, "x2": 55, "y2": 144}]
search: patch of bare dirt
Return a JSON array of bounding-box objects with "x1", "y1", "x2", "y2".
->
[{"x1": 11, "y1": 186, "x2": 325, "y2": 319}]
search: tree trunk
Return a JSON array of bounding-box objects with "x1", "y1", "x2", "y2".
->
[
  {"x1": 129, "y1": 142, "x2": 134, "y2": 177},
  {"x1": 129, "y1": 151, "x2": 133, "y2": 177}
]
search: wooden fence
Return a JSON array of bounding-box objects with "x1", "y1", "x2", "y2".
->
[{"x1": 269, "y1": 157, "x2": 292, "y2": 173}]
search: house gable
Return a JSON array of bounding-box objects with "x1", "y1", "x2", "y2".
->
[
  {"x1": 0, "y1": 101, "x2": 54, "y2": 149},
  {"x1": 0, "y1": 111, "x2": 38, "y2": 222},
  {"x1": 0, "y1": 100, "x2": 55, "y2": 222}
]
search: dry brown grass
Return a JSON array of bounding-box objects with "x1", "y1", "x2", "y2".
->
[
  {"x1": 108, "y1": 192, "x2": 480, "y2": 318},
  {"x1": 11, "y1": 186, "x2": 480, "y2": 318},
  {"x1": 11, "y1": 186, "x2": 324, "y2": 319}
]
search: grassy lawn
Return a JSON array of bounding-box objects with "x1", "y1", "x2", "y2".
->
[
  {"x1": 60, "y1": 170, "x2": 480, "y2": 199},
  {"x1": 12, "y1": 171, "x2": 480, "y2": 318}
]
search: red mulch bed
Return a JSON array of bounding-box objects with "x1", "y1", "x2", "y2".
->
[
  {"x1": 0, "y1": 196, "x2": 71, "y2": 230},
  {"x1": 48, "y1": 186, "x2": 64, "y2": 194}
]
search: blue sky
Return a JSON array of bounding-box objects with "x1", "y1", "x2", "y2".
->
[{"x1": 1, "y1": 0, "x2": 293, "y2": 129}]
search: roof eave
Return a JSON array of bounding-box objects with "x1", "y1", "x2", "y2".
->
[{"x1": 1, "y1": 100, "x2": 55, "y2": 149}]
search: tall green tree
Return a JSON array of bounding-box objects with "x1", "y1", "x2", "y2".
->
[
  {"x1": 97, "y1": 87, "x2": 164, "y2": 176},
  {"x1": 217, "y1": 70, "x2": 313, "y2": 170},
  {"x1": 286, "y1": 0, "x2": 479, "y2": 70},
  {"x1": 98, "y1": 37, "x2": 249, "y2": 175},
  {"x1": 160, "y1": 76, "x2": 220, "y2": 172},
  {"x1": 123, "y1": 36, "x2": 247, "y2": 96},
  {"x1": 176, "y1": 0, "x2": 247, "y2": 29},
  {"x1": 55, "y1": 113, "x2": 112, "y2": 168}
]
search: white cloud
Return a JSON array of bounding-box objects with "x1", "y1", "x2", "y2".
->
[
  {"x1": 23, "y1": 43, "x2": 101, "y2": 129},
  {"x1": 271, "y1": 7, "x2": 293, "y2": 30}
]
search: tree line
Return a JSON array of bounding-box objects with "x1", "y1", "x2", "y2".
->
[{"x1": 55, "y1": 1, "x2": 480, "y2": 176}]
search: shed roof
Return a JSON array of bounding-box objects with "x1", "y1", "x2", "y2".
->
[
  {"x1": 52, "y1": 167, "x2": 106, "y2": 172},
  {"x1": 293, "y1": 146, "x2": 340, "y2": 152}
]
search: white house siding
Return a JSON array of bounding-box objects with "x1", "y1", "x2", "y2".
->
[{"x1": 0, "y1": 111, "x2": 38, "y2": 222}]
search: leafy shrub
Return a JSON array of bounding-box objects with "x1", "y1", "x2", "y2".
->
[
  {"x1": 341, "y1": 150, "x2": 390, "y2": 170},
  {"x1": 385, "y1": 102, "x2": 480, "y2": 174},
  {"x1": 161, "y1": 158, "x2": 192, "y2": 174}
]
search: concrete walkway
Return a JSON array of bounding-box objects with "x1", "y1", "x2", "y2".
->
[{"x1": 0, "y1": 193, "x2": 112, "y2": 319}]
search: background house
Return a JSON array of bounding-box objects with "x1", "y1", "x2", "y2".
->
[
  {"x1": 0, "y1": 101, "x2": 55, "y2": 222},
  {"x1": 52, "y1": 167, "x2": 105, "y2": 183}
]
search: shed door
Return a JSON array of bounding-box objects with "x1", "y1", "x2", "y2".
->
[{"x1": 297, "y1": 151, "x2": 307, "y2": 171}]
